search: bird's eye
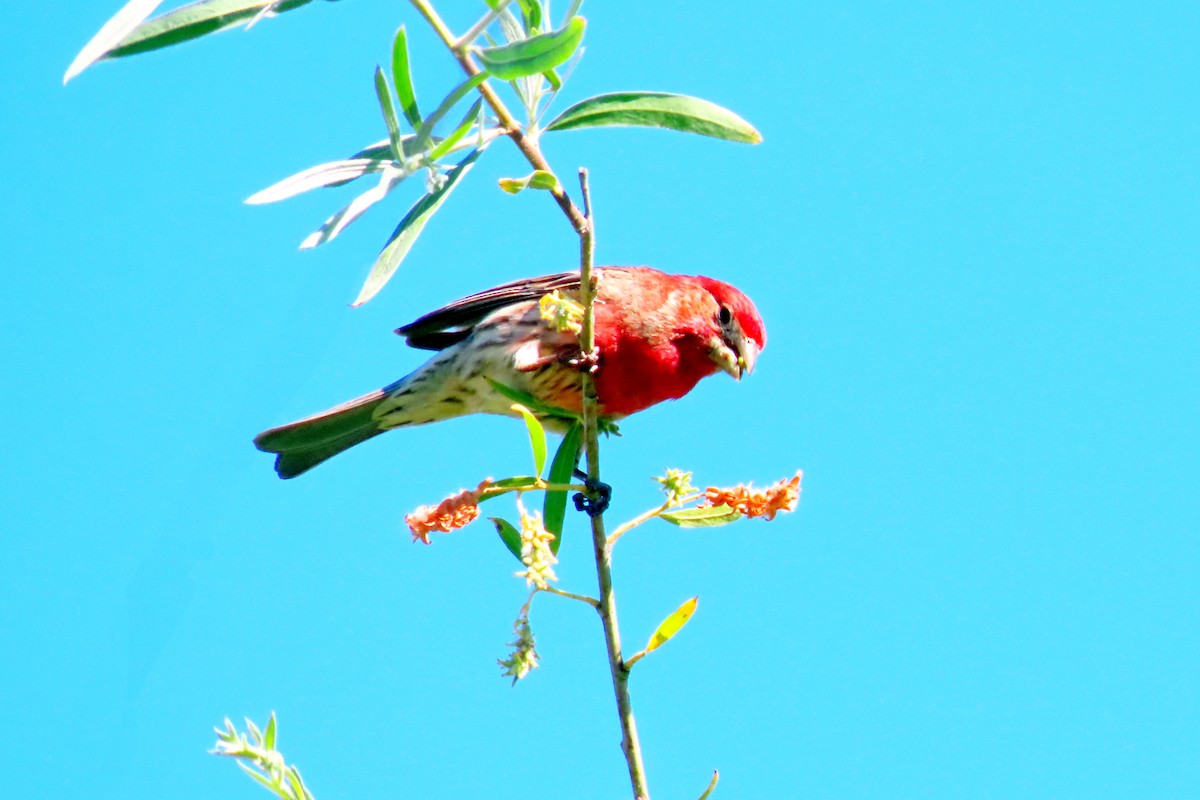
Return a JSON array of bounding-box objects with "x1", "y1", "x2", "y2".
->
[{"x1": 718, "y1": 305, "x2": 733, "y2": 326}]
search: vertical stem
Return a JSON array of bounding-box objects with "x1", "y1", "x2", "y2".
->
[
  {"x1": 578, "y1": 170, "x2": 650, "y2": 800},
  {"x1": 406, "y1": 4, "x2": 648, "y2": 796}
]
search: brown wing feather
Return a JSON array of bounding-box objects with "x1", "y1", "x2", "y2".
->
[{"x1": 395, "y1": 271, "x2": 584, "y2": 350}]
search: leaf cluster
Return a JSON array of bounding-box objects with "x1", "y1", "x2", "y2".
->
[
  {"x1": 213, "y1": 714, "x2": 314, "y2": 800},
  {"x1": 67, "y1": 0, "x2": 760, "y2": 305}
]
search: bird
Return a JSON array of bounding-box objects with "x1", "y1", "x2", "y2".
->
[{"x1": 255, "y1": 266, "x2": 766, "y2": 479}]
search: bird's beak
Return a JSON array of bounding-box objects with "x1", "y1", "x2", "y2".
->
[
  {"x1": 712, "y1": 337, "x2": 759, "y2": 381},
  {"x1": 737, "y1": 340, "x2": 759, "y2": 378}
]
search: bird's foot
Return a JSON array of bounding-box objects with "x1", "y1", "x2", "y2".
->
[
  {"x1": 573, "y1": 472, "x2": 611, "y2": 517},
  {"x1": 569, "y1": 347, "x2": 601, "y2": 374}
]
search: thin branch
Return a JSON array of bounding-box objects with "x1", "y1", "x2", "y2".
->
[
  {"x1": 623, "y1": 648, "x2": 648, "y2": 670},
  {"x1": 408, "y1": 7, "x2": 649, "y2": 796},
  {"x1": 539, "y1": 585, "x2": 600, "y2": 608},
  {"x1": 609, "y1": 502, "x2": 671, "y2": 545},
  {"x1": 610, "y1": 492, "x2": 706, "y2": 545},
  {"x1": 579, "y1": 170, "x2": 651, "y2": 800},
  {"x1": 408, "y1": 0, "x2": 589, "y2": 236},
  {"x1": 453, "y1": 0, "x2": 515, "y2": 52}
]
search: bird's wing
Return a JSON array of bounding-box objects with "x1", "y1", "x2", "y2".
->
[{"x1": 396, "y1": 271, "x2": 583, "y2": 350}]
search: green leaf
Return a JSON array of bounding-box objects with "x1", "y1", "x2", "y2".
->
[
  {"x1": 245, "y1": 716, "x2": 263, "y2": 744},
  {"x1": 246, "y1": 158, "x2": 390, "y2": 205},
  {"x1": 697, "y1": 770, "x2": 720, "y2": 800},
  {"x1": 511, "y1": 404, "x2": 548, "y2": 477},
  {"x1": 286, "y1": 768, "x2": 307, "y2": 800},
  {"x1": 486, "y1": 476, "x2": 540, "y2": 493},
  {"x1": 411, "y1": 73, "x2": 488, "y2": 156},
  {"x1": 498, "y1": 170, "x2": 560, "y2": 194},
  {"x1": 349, "y1": 138, "x2": 403, "y2": 163},
  {"x1": 426, "y1": 99, "x2": 483, "y2": 163},
  {"x1": 352, "y1": 147, "x2": 483, "y2": 307},
  {"x1": 289, "y1": 765, "x2": 315, "y2": 800},
  {"x1": 299, "y1": 167, "x2": 407, "y2": 250},
  {"x1": 544, "y1": 421, "x2": 582, "y2": 553},
  {"x1": 64, "y1": 0, "x2": 164, "y2": 83},
  {"x1": 347, "y1": 125, "x2": 505, "y2": 172},
  {"x1": 237, "y1": 762, "x2": 276, "y2": 793},
  {"x1": 515, "y1": 0, "x2": 542, "y2": 33},
  {"x1": 659, "y1": 504, "x2": 743, "y2": 528},
  {"x1": 646, "y1": 596, "x2": 699, "y2": 653},
  {"x1": 485, "y1": 378, "x2": 578, "y2": 424},
  {"x1": 546, "y1": 91, "x2": 762, "y2": 144},
  {"x1": 103, "y1": 0, "x2": 319, "y2": 61},
  {"x1": 263, "y1": 712, "x2": 276, "y2": 751},
  {"x1": 476, "y1": 16, "x2": 585, "y2": 81},
  {"x1": 374, "y1": 66, "x2": 405, "y2": 161},
  {"x1": 390, "y1": 25, "x2": 422, "y2": 128},
  {"x1": 491, "y1": 517, "x2": 524, "y2": 563}
]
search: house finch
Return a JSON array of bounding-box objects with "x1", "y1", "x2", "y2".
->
[{"x1": 255, "y1": 266, "x2": 766, "y2": 478}]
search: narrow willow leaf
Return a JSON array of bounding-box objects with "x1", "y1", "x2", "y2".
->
[
  {"x1": 488, "y1": 3, "x2": 524, "y2": 46},
  {"x1": 476, "y1": 16, "x2": 585, "y2": 81},
  {"x1": 356, "y1": 125, "x2": 503, "y2": 167},
  {"x1": 411, "y1": 73, "x2": 488, "y2": 156},
  {"x1": 659, "y1": 504, "x2": 743, "y2": 528},
  {"x1": 262, "y1": 713, "x2": 276, "y2": 751},
  {"x1": 246, "y1": 159, "x2": 389, "y2": 205},
  {"x1": 485, "y1": 378, "x2": 578, "y2": 424},
  {"x1": 544, "y1": 421, "x2": 582, "y2": 553},
  {"x1": 511, "y1": 404, "x2": 548, "y2": 478},
  {"x1": 646, "y1": 597, "x2": 699, "y2": 653},
  {"x1": 516, "y1": 0, "x2": 542, "y2": 33},
  {"x1": 391, "y1": 25, "x2": 422, "y2": 128},
  {"x1": 491, "y1": 517, "x2": 525, "y2": 563},
  {"x1": 697, "y1": 770, "x2": 720, "y2": 800},
  {"x1": 299, "y1": 167, "x2": 407, "y2": 250},
  {"x1": 546, "y1": 92, "x2": 762, "y2": 144},
  {"x1": 286, "y1": 769, "x2": 306, "y2": 800},
  {"x1": 289, "y1": 766, "x2": 314, "y2": 800},
  {"x1": 350, "y1": 134, "x2": 421, "y2": 166},
  {"x1": 105, "y1": 0, "x2": 318, "y2": 60},
  {"x1": 499, "y1": 170, "x2": 560, "y2": 194},
  {"x1": 352, "y1": 148, "x2": 483, "y2": 306},
  {"x1": 488, "y1": 476, "x2": 540, "y2": 492},
  {"x1": 427, "y1": 99, "x2": 483, "y2": 163},
  {"x1": 64, "y1": 0, "x2": 164, "y2": 83},
  {"x1": 237, "y1": 762, "x2": 275, "y2": 792},
  {"x1": 374, "y1": 66, "x2": 405, "y2": 161},
  {"x1": 350, "y1": 138, "x2": 395, "y2": 162}
]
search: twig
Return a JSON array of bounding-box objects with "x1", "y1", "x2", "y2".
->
[
  {"x1": 610, "y1": 492, "x2": 706, "y2": 545},
  {"x1": 609, "y1": 502, "x2": 670, "y2": 545},
  {"x1": 453, "y1": 0, "x2": 515, "y2": 52},
  {"x1": 408, "y1": 0, "x2": 589, "y2": 236},
  {"x1": 407, "y1": 6, "x2": 650, "y2": 796},
  {"x1": 579, "y1": 170, "x2": 651, "y2": 800},
  {"x1": 539, "y1": 585, "x2": 600, "y2": 608}
]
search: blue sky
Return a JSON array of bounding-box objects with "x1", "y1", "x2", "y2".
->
[{"x1": 2, "y1": 2, "x2": 1197, "y2": 798}]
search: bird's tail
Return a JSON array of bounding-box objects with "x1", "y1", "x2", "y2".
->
[{"x1": 254, "y1": 388, "x2": 389, "y2": 479}]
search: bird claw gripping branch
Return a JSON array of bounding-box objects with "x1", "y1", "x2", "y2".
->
[
  {"x1": 573, "y1": 477, "x2": 612, "y2": 518},
  {"x1": 568, "y1": 346, "x2": 601, "y2": 374}
]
